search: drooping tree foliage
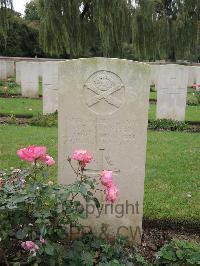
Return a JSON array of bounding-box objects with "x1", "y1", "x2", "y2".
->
[
  {"x1": 38, "y1": 0, "x2": 200, "y2": 60},
  {"x1": 0, "y1": 0, "x2": 200, "y2": 60},
  {"x1": 0, "y1": 1, "x2": 43, "y2": 57},
  {"x1": 134, "y1": 0, "x2": 200, "y2": 61},
  {"x1": 38, "y1": 0, "x2": 133, "y2": 57},
  {"x1": 0, "y1": 0, "x2": 13, "y2": 45}
]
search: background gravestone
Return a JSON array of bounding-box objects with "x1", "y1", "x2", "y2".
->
[
  {"x1": 16, "y1": 61, "x2": 22, "y2": 84},
  {"x1": 42, "y1": 61, "x2": 61, "y2": 114},
  {"x1": 188, "y1": 66, "x2": 196, "y2": 87},
  {"x1": 5, "y1": 60, "x2": 15, "y2": 77},
  {"x1": 149, "y1": 64, "x2": 160, "y2": 89},
  {"x1": 156, "y1": 64, "x2": 188, "y2": 121},
  {"x1": 58, "y1": 58, "x2": 150, "y2": 243},
  {"x1": 195, "y1": 67, "x2": 200, "y2": 91},
  {"x1": 20, "y1": 62, "x2": 39, "y2": 98},
  {"x1": 0, "y1": 60, "x2": 7, "y2": 80}
]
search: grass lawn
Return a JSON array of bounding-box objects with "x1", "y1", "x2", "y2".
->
[
  {"x1": 0, "y1": 96, "x2": 199, "y2": 122},
  {"x1": 0, "y1": 125, "x2": 199, "y2": 222},
  {"x1": 148, "y1": 104, "x2": 200, "y2": 122},
  {"x1": 150, "y1": 91, "x2": 157, "y2": 100},
  {"x1": 0, "y1": 98, "x2": 42, "y2": 116}
]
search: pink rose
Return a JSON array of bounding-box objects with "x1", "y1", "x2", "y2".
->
[
  {"x1": 40, "y1": 154, "x2": 55, "y2": 167},
  {"x1": 40, "y1": 236, "x2": 45, "y2": 244},
  {"x1": 100, "y1": 170, "x2": 113, "y2": 188},
  {"x1": 21, "y1": 241, "x2": 39, "y2": 252},
  {"x1": 106, "y1": 184, "x2": 119, "y2": 203},
  {"x1": 72, "y1": 150, "x2": 92, "y2": 168},
  {"x1": 192, "y1": 84, "x2": 200, "y2": 88},
  {"x1": 17, "y1": 145, "x2": 46, "y2": 162}
]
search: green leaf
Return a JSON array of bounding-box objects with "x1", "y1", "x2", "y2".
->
[
  {"x1": 16, "y1": 229, "x2": 28, "y2": 240},
  {"x1": 45, "y1": 244, "x2": 54, "y2": 256},
  {"x1": 81, "y1": 251, "x2": 94, "y2": 266}
]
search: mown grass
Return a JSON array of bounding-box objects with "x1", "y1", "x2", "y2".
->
[
  {"x1": 148, "y1": 104, "x2": 200, "y2": 122},
  {"x1": 0, "y1": 125, "x2": 199, "y2": 222},
  {"x1": 0, "y1": 98, "x2": 42, "y2": 116},
  {"x1": 0, "y1": 96, "x2": 199, "y2": 122}
]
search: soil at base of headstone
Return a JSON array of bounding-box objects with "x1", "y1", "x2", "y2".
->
[
  {"x1": 0, "y1": 117, "x2": 30, "y2": 125},
  {"x1": 0, "y1": 93, "x2": 42, "y2": 99},
  {"x1": 139, "y1": 227, "x2": 200, "y2": 262}
]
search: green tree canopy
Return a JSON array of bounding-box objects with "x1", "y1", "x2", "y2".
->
[
  {"x1": 0, "y1": 0, "x2": 200, "y2": 61},
  {"x1": 0, "y1": 0, "x2": 13, "y2": 45},
  {"x1": 24, "y1": 0, "x2": 40, "y2": 21},
  {"x1": 38, "y1": 0, "x2": 200, "y2": 60}
]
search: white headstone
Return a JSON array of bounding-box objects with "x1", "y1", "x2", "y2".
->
[
  {"x1": 6, "y1": 60, "x2": 15, "y2": 77},
  {"x1": 188, "y1": 66, "x2": 196, "y2": 87},
  {"x1": 0, "y1": 60, "x2": 7, "y2": 80},
  {"x1": 195, "y1": 67, "x2": 200, "y2": 91},
  {"x1": 42, "y1": 61, "x2": 60, "y2": 114},
  {"x1": 20, "y1": 62, "x2": 39, "y2": 98},
  {"x1": 16, "y1": 61, "x2": 23, "y2": 84},
  {"x1": 149, "y1": 64, "x2": 161, "y2": 89},
  {"x1": 156, "y1": 64, "x2": 188, "y2": 121},
  {"x1": 58, "y1": 58, "x2": 150, "y2": 243}
]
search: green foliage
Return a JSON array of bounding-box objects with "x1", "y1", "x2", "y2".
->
[
  {"x1": 65, "y1": 234, "x2": 148, "y2": 265},
  {"x1": 195, "y1": 91, "x2": 200, "y2": 104},
  {"x1": 0, "y1": 79, "x2": 21, "y2": 95},
  {"x1": 0, "y1": 0, "x2": 13, "y2": 44},
  {"x1": 0, "y1": 157, "x2": 99, "y2": 264},
  {"x1": 0, "y1": 15, "x2": 41, "y2": 57},
  {"x1": 30, "y1": 112, "x2": 58, "y2": 127},
  {"x1": 187, "y1": 90, "x2": 200, "y2": 106},
  {"x1": 24, "y1": 0, "x2": 40, "y2": 21},
  {"x1": 156, "y1": 239, "x2": 200, "y2": 265},
  {"x1": 38, "y1": 0, "x2": 200, "y2": 60},
  {"x1": 148, "y1": 119, "x2": 188, "y2": 131}
]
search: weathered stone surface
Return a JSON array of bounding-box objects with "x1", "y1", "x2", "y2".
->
[
  {"x1": 0, "y1": 60, "x2": 7, "y2": 80},
  {"x1": 149, "y1": 64, "x2": 160, "y2": 88},
  {"x1": 20, "y1": 62, "x2": 39, "y2": 98},
  {"x1": 58, "y1": 58, "x2": 150, "y2": 243},
  {"x1": 16, "y1": 61, "x2": 23, "y2": 84},
  {"x1": 42, "y1": 61, "x2": 60, "y2": 114},
  {"x1": 156, "y1": 64, "x2": 188, "y2": 121},
  {"x1": 195, "y1": 67, "x2": 200, "y2": 91},
  {"x1": 188, "y1": 66, "x2": 196, "y2": 87},
  {"x1": 5, "y1": 60, "x2": 15, "y2": 77}
]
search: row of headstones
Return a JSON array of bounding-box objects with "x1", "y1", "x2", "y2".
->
[
  {"x1": 150, "y1": 64, "x2": 200, "y2": 87},
  {"x1": 16, "y1": 61, "x2": 63, "y2": 114},
  {"x1": 15, "y1": 61, "x2": 200, "y2": 121}
]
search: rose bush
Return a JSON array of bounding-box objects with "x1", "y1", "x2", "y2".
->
[{"x1": 0, "y1": 146, "x2": 119, "y2": 265}]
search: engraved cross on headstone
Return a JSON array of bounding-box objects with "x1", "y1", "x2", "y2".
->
[{"x1": 84, "y1": 148, "x2": 120, "y2": 176}]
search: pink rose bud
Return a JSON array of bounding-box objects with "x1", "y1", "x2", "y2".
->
[
  {"x1": 17, "y1": 145, "x2": 46, "y2": 162},
  {"x1": 21, "y1": 241, "x2": 39, "y2": 252},
  {"x1": 40, "y1": 154, "x2": 55, "y2": 167},
  {"x1": 72, "y1": 150, "x2": 92, "y2": 168},
  {"x1": 100, "y1": 170, "x2": 113, "y2": 188},
  {"x1": 40, "y1": 236, "x2": 45, "y2": 244},
  {"x1": 105, "y1": 184, "x2": 119, "y2": 203}
]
